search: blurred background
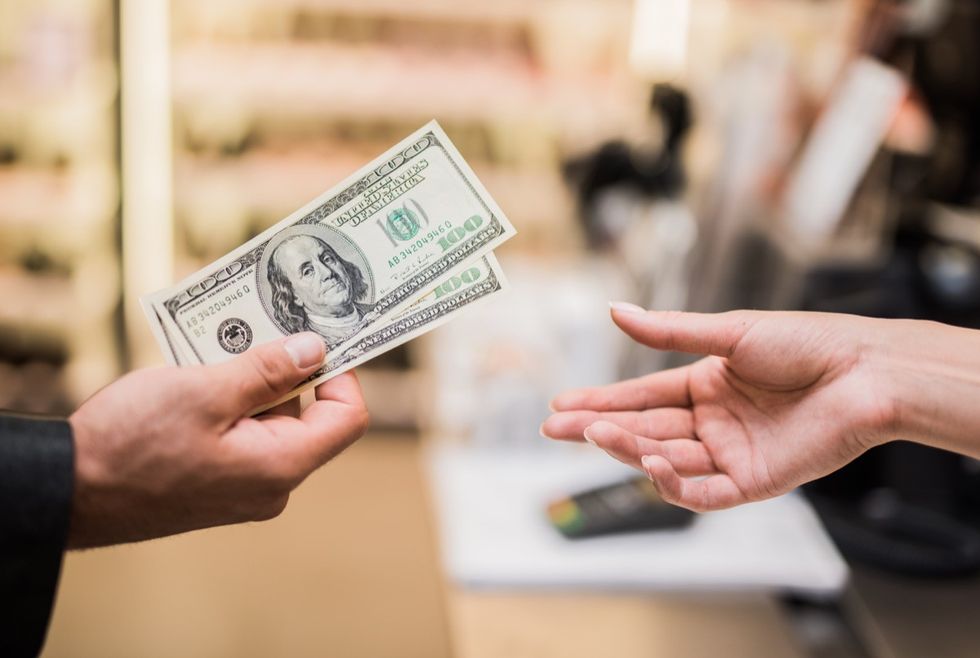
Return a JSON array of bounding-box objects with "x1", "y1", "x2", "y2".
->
[{"x1": 2, "y1": 0, "x2": 979, "y2": 656}]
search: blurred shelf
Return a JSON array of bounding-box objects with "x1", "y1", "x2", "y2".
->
[
  {"x1": 0, "y1": 268, "x2": 76, "y2": 333},
  {"x1": 0, "y1": 164, "x2": 118, "y2": 260},
  {"x1": 0, "y1": 264, "x2": 118, "y2": 336},
  {"x1": 0, "y1": 0, "x2": 124, "y2": 411},
  {"x1": 172, "y1": 43, "x2": 630, "y2": 132},
  {"x1": 172, "y1": 0, "x2": 634, "y2": 50},
  {"x1": 0, "y1": 64, "x2": 117, "y2": 113},
  {"x1": 0, "y1": 264, "x2": 121, "y2": 405},
  {"x1": 175, "y1": 0, "x2": 543, "y2": 25}
]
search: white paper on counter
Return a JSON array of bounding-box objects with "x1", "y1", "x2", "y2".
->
[{"x1": 426, "y1": 442, "x2": 848, "y2": 598}]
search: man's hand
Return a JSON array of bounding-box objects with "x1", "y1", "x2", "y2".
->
[
  {"x1": 542, "y1": 305, "x2": 898, "y2": 512},
  {"x1": 68, "y1": 333, "x2": 369, "y2": 548}
]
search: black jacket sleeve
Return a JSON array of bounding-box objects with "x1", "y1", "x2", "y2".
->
[{"x1": 0, "y1": 413, "x2": 74, "y2": 658}]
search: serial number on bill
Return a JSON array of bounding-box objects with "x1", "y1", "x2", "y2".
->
[
  {"x1": 387, "y1": 221, "x2": 451, "y2": 268},
  {"x1": 183, "y1": 285, "x2": 252, "y2": 330}
]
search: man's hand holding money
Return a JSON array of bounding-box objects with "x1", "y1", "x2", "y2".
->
[
  {"x1": 69, "y1": 122, "x2": 514, "y2": 548},
  {"x1": 67, "y1": 333, "x2": 369, "y2": 548}
]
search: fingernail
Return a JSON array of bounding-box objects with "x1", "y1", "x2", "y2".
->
[
  {"x1": 609, "y1": 301, "x2": 645, "y2": 314},
  {"x1": 539, "y1": 424, "x2": 549, "y2": 439},
  {"x1": 583, "y1": 425, "x2": 597, "y2": 445},
  {"x1": 284, "y1": 333, "x2": 325, "y2": 368},
  {"x1": 640, "y1": 455, "x2": 653, "y2": 470}
]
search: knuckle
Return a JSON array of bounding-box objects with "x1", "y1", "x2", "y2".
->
[
  {"x1": 630, "y1": 434, "x2": 646, "y2": 461},
  {"x1": 252, "y1": 495, "x2": 290, "y2": 522},
  {"x1": 697, "y1": 492, "x2": 711, "y2": 514},
  {"x1": 202, "y1": 381, "x2": 234, "y2": 415},
  {"x1": 353, "y1": 407, "x2": 371, "y2": 435},
  {"x1": 174, "y1": 370, "x2": 208, "y2": 402},
  {"x1": 310, "y1": 408, "x2": 370, "y2": 466},
  {"x1": 658, "y1": 487, "x2": 685, "y2": 510},
  {"x1": 247, "y1": 348, "x2": 291, "y2": 396},
  {"x1": 333, "y1": 408, "x2": 370, "y2": 452},
  {"x1": 177, "y1": 375, "x2": 229, "y2": 420},
  {"x1": 263, "y1": 459, "x2": 305, "y2": 492},
  {"x1": 657, "y1": 484, "x2": 677, "y2": 504},
  {"x1": 664, "y1": 485, "x2": 698, "y2": 512},
  {"x1": 187, "y1": 368, "x2": 241, "y2": 418},
  {"x1": 660, "y1": 311, "x2": 685, "y2": 347}
]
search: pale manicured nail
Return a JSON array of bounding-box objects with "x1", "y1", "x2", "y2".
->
[
  {"x1": 642, "y1": 458, "x2": 662, "y2": 494},
  {"x1": 539, "y1": 424, "x2": 549, "y2": 439},
  {"x1": 583, "y1": 426, "x2": 597, "y2": 445},
  {"x1": 284, "y1": 333, "x2": 325, "y2": 368},
  {"x1": 609, "y1": 301, "x2": 645, "y2": 314}
]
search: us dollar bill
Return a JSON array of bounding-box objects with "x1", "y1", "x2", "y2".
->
[
  {"x1": 143, "y1": 120, "x2": 515, "y2": 367},
  {"x1": 147, "y1": 255, "x2": 507, "y2": 413},
  {"x1": 147, "y1": 254, "x2": 505, "y2": 367}
]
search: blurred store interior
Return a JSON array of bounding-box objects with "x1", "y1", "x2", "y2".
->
[{"x1": 2, "y1": 0, "x2": 979, "y2": 656}]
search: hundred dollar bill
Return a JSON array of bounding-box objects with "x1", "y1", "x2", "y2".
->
[
  {"x1": 147, "y1": 255, "x2": 507, "y2": 413},
  {"x1": 142, "y1": 258, "x2": 469, "y2": 368},
  {"x1": 147, "y1": 253, "x2": 504, "y2": 368},
  {"x1": 144, "y1": 120, "x2": 515, "y2": 368}
]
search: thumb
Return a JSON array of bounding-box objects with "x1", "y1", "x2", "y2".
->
[
  {"x1": 210, "y1": 332, "x2": 326, "y2": 416},
  {"x1": 608, "y1": 304, "x2": 757, "y2": 358}
]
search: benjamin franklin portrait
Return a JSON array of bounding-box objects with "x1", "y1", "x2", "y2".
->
[{"x1": 266, "y1": 234, "x2": 375, "y2": 348}]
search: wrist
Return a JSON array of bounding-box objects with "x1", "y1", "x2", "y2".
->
[
  {"x1": 67, "y1": 411, "x2": 108, "y2": 549},
  {"x1": 844, "y1": 316, "x2": 903, "y2": 451},
  {"x1": 868, "y1": 318, "x2": 980, "y2": 457}
]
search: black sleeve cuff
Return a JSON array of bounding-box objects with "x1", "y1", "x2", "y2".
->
[{"x1": 0, "y1": 413, "x2": 75, "y2": 658}]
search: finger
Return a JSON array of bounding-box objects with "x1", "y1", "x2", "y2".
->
[
  {"x1": 541, "y1": 408, "x2": 693, "y2": 442},
  {"x1": 312, "y1": 370, "x2": 365, "y2": 407},
  {"x1": 289, "y1": 408, "x2": 369, "y2": 471},
  {"x1": 209, "y1": 333, "x2": 326, "y2": 417},
  {"x1": 640, "y1": 455, "x2": 746, "y2": 512},
  {"x1": 237, "y1": 372, "x2": 368, "y2": 472},
  {"x1": 610, "y1": 306, "x2": 758, "y2": 358},
  {"x1": 279, "y1": 371, "x2": 369, "y2": 471},
  {"x1": 234, "y1": 394, "x2": 370, "y2": 489},
  {"x1": 550, "y1": 367, "x2": 692, "y2": 412},
  {"x1": 261, "y1": 396, "x2": 302, "y2": 419},
  {"x1": 583, "y1": 421, "x2": 716, "y2": 476}
]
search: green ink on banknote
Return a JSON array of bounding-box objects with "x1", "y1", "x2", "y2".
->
[{"x1": 386, "y1": 207, "x2": 421, "y2": 241}]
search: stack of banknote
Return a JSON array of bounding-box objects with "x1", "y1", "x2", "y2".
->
[{"x1": 141, "y1": 121, "x2": 516, "y2": 412}]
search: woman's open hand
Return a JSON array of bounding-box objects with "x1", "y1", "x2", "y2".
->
[{"x1": 542, "y1": 306, "x2": 897, "y2": 512}]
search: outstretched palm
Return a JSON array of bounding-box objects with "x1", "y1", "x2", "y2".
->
[{"x1": 542, "y1": 309, "x2": 891, "y2": 511}]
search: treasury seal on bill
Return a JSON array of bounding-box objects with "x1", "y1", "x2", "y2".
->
[
  {"x1": 216, "y1": 317, "x2": 253, "y2": 354},
  {"x1": 257, "y1": 224, "x2": 378, "y2": 348}
]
